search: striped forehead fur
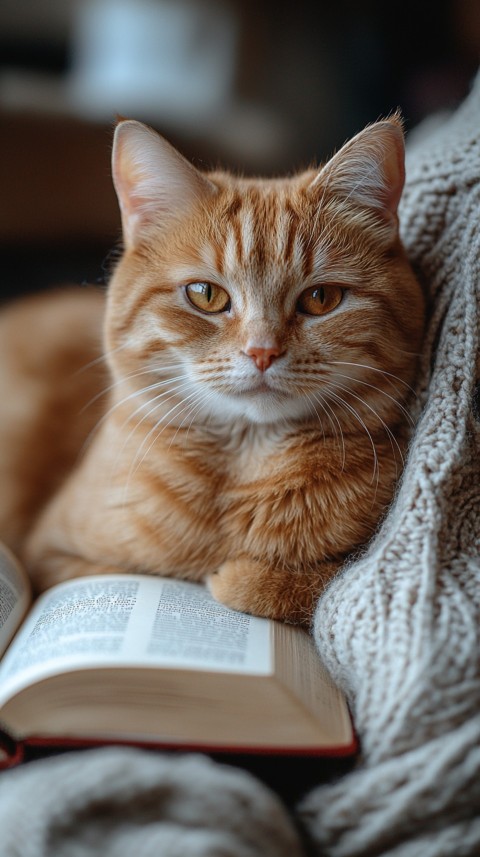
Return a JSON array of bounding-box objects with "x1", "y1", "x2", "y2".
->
[{"x1": 198, "y1": 180, "x2": 325, "y2": 282}]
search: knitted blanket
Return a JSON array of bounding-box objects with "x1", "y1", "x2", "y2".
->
[{"x1": 1, "y1": 77, "x2": 479, "y2": 857}]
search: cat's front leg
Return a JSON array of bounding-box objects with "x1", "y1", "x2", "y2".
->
[{"x1": 207, "y1": 557, "x2": 340, "y2": 627}]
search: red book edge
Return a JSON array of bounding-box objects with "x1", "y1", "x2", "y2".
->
[{"x1": 0, "y1": 726, "x2": 358, "y2": 770}]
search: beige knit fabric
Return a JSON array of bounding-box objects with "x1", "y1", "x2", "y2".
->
[
  {"x1": 0, "y1": 76, "x2": 479, "y2": 857},
  {"x1": 0, "y1": 749, "x2": 304, "y2": 857}
]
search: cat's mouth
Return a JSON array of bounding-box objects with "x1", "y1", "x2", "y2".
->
[{"x1": 236, "y1": 380, "x2": 288, "y2": 397}]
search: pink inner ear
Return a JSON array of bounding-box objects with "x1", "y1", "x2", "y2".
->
[
  {"x1": 112, "y1": 154, "x2": 150, "y2": 241},
  {"x1": 112, "y1": 122, "x2": 160, "y2": 249},
  {"x1": 112, "y1": 120, "x2": 217, "y2": 250}
]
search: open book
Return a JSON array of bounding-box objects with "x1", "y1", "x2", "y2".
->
[{"x1": 0, "y1": 541, "x2": 356, "y2": 768}]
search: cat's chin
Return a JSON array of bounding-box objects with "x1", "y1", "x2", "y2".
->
[{"x1": 209, "y1": 389, "x2": 311, "y2": 426}]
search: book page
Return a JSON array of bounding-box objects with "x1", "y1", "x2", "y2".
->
[
  {"x1": 0, "y1": 574, "x2": 271, "y2": 706},
  {"x1": 0, "y1": 542, "x2": 31, "y2": 658}
]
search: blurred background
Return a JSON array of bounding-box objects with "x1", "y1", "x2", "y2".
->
[{"x1": 1, "y1": 0, "x2": 479, "y2": 303}]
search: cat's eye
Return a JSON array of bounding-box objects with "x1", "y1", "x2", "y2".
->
[
  {"x1": 185, "y1": 282, "x2": 231, "y2": 314},
  {"x1": 296, "y1": 284, "x2": 344, "y2": 316}
]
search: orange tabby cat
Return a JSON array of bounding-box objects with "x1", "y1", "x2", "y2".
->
[{"x1": 0, "y1": 115, "x2": 425, "y2": 624}]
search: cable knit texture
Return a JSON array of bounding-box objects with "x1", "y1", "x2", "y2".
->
[{"x1": 0, "y1": 78, "x2": 479, "y2": 857}]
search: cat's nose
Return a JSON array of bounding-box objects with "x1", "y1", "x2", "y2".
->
[{"x1": 244, "y1": 344, "x2": 282, "y2": 371}]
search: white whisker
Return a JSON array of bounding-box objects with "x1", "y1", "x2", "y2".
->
[
  {"x1": 331, "y1": 371, "x2": 414, "y2": 425},
  {"x1": 111, "y1": 377, "x2": 194, "y2": 478},
  {"x1": 331, "y1": 380, "x2": 405, "y2": 474},
  {"x1": 324, "y1": 388, "x2": 380, "y2": 490},
  {"x1": 80, "y1": 367, "x2": 165, "y2": 415},
  {"x1": 169, "y1": 386, "x2": 217, "y2": 449},
  {"x1": 74, "y1": 342, "x2": 128, "y2": 376},
  {"x1": 311, "y1": 392, "x2": 346, "y2": 470},
  {"x1": 85, "y1": 368, "x2": 187, "y2": 430},
  {"x1": 80, "y1": 366, "x2": 191, "y2": 462},
  {"x1": 128, "y1": 386, "x2": 201, "y2": 476},
  {"x1": 329, "y1": 360, "x2": 417, "y2": 397},
  {"x1": 117, "y1": 377, "x2": 192, "y2": 434},
  {"x1": 120, "y1": 385, "x2": 210, "y2": 506},
  {"x1": 302, "y1": 393, "x2": 326, "y2": 443}
]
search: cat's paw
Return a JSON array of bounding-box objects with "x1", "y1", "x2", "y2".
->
[
  {"x1": 207, "y1": 556, "x2": 313, "y2": 624},
  {"x1": 208, "y1": 557, "x2": 265, "y2": 616}
]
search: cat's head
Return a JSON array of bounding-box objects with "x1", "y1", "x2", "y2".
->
[{"x1": 105, "y1": 116, "x2": 424, "y2": 430}]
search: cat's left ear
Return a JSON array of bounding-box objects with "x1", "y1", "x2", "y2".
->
[
  {"x1": 112, "y1": 120, "x2": 217, "y2": 249},
  {"x1": 311, "y1": 114, "x2": 405, "y2": 228}
]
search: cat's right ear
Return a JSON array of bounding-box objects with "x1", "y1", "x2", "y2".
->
[{"x1": 112, "y1": 120, "x2": 217, "y2": 250}]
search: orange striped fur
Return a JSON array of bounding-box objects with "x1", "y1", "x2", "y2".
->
[{"x1": 0, "y1": 117, "x2": 425, "y2": 624}]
